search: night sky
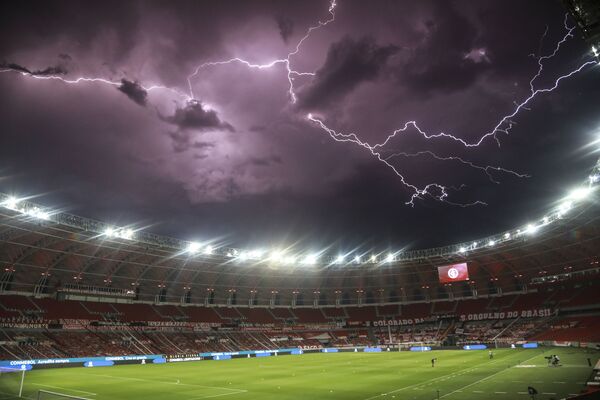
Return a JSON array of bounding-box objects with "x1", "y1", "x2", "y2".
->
[{"x1": 0, "y1": 0, "x2": 599, "y2": 252}]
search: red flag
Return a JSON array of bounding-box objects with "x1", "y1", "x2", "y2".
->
[{"x1": 438, "y1": 263, "x2": 469, "y2": 283}]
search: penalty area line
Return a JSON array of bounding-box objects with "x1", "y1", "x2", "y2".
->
[{"x1": 33, "y1": 384, "x2": 97, "y2": 396}]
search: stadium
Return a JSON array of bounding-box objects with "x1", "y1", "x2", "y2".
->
[{"x1": 2, "y1": 0, "x2": 600, "y2": 399}]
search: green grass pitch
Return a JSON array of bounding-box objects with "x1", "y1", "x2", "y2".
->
[{"x1": 1, "y1": 348, "x2": 597, "y2": 400}]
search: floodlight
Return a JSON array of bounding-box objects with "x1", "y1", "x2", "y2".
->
[
  {"x1": 526, "y1": 224, "x2": 538, "y2": 235},
  {"x1": 119, "y1": 229, "x2": 134, "y2": 240},
  {"x1": 569, "y1": 186, "x2": 592, "y2": 200},
  {"x1": 270, "y1": 251, "x2": 285, "y2": 262},
  {"x1": 386, "y1": 253, "x2": 394, "y2": 263},
  {"x1": 187, "y1": 242, "x2": 201, "y2": 253},
  {"x1": 303, "y1": 254, "x2": 318, "y2": 264}
]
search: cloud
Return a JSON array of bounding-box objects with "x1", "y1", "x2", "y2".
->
[
  {"x1": 0, "y1": 61, "x2": 67, "y2": 76},
  {"x1": 160, "y1": 100, "x2": 235, "y2": 133},
  {"x1": 398, "y1": 2, "x2": 490, "y2": 95},
  {"x1": 247, "y1": 155, "x2": 283, "y2": 167},
  {"x1": 276, "y1": 15, "x2": 294, "y2": 43},
  {"x1": 298, "y1": 36, "x2": 398, "y2": 109},
  {"x1": 117, "y1": 79, "x2": 148, "y2": 106},
  {"x1": 167, "y1": 130, "x2": 215, "y2": 153}
]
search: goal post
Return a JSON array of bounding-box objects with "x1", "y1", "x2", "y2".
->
[
  {"x1": 37, "y1": 390, "x2": 91, "y2": 400},
  {"x1": 0, "y1": 366, "x2": 27, "y2": 398}
]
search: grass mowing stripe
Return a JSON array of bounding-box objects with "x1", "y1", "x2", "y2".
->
[
  {"x1": 363, "y1": 349, "x2": 532, "y2": 400},
  {"x1": 439, "y1": 349, "x2": 547, "y2": 399},
  {"x1": 89, "y1": 373, "x2": 247, "y2": 392}
]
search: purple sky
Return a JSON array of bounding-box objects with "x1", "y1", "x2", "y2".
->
[{"x1": 0, "y1": 0, "x2": 599, "y2": 251}]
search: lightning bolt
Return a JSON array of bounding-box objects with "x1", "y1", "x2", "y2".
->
[
  {"x1": 306, "y1": 15, "x2": 598, "y2": 206},
  {"x1": 0, "y1": 67, "x2": 191, "y2": 100},
  {"x1": 383, "y1": 151, "x2": 531, "y2": 184},
  {"x1": 0, "y1": 1, "x2": 597, "y2": 207},
  {"x1": 186, "y1": 0, "x2": 337, "y2": 102}
]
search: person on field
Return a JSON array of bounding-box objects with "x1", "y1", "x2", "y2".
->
[
  {"x1": 431, "y1": 358, "x2": 437, "y2": 367},
  {"x1": 489, "y1": 350, "x2": 494, "y2": 359}
]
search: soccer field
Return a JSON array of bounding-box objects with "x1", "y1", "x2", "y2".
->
[{"x1": 1, "y1": 348, "x2": 597, "y2": 400}]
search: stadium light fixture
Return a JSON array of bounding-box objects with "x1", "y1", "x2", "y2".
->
[
  {"x1": 303, "y1": 254, "x2": 318, "y2": 265},
  {"x1": 526, "y1": 224, "x2": 538, "y2": 235},
  {"x1": 2, "y1": 196, "x2": 19, "y2": 210},
  {"x1": 488, "y1": 240, "x2": 495, "y2": 247},
  {"x1": 504, "y1": 233, "x2": 510, "y2": 239},
  {"x1": 370, "y1": 255, "x2": 377, "y2": 263},
  {"x1": 354, "y1": 255, "x2": 361, "y2": 263},
  {"x1": 118, "y1": 228, "x2": 134, "y2": 240},
  {"x1": 335, "y1": 255, "x2": 345, "y2": 264},
  {"x1": 249, "y1": 249, "x2": 264, "y2": 259},
  {"x1": 458, "y1": 246, "x2": 466, "y2": 253},
  {"x1": 557, "y1": 201, "x2": 573, "y2": 217},
  {"x1": 204, "y1": 245, "x2": 213, "y2": 255},
  {"x1": 386, "y1": 253, "x2": 394, "y2": 263},
  {"x1": 569, "y1": 186, "x2": 593, "y2": 200},
  {"x1": 104, "y1": 227, "x2": 116, "y2": 237},
  {"x1": 187, "y1": 242, "x2": 201, "y2": 253},
  {"x1": 270, "y1": 251, "x2": 285, "y2": 262},
  {"x1": 26, "y1": 207, "x2": 50, "y2": 220}
]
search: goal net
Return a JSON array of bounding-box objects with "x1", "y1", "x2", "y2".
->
[
  {"x1": 37, "y1": 390, "x2": 91, "y2": 400},
  {"x1": 0, "y1": 366, "x2": 26, "y2": 398}
]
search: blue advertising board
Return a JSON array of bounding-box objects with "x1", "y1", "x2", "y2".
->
[
  {"x1": 410, "y1": 346, "x2": 432, "y2": 352},
  {"x1": 463, "y1": 344, "x2": 487, "y2": 350},
  {"x1": 522, "y1": 342, "x2": 539, "y2": 348},
  {"x1": 0, "y1": 354, "x2": 163, "y2": 368}
]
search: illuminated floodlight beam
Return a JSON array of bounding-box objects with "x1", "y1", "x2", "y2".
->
[
  {"x1": 187, "y1": 242, "x2": 201, "y2": 253},
  {"x1": 1, "y1": 196, "x2": 19, "y2": 210}
]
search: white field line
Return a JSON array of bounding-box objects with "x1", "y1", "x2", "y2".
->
[
  {"x1": 91, "y1": 373, "x2": 246, "y2": 393},
  {"x1": 439, "y1": 350, "x2": 546, "y2": 399},
  {"x1": 187, "y1": 391, "x2": 249, "y2": 400},
  {"x1": 363, "y1": 351, "x2": 528, "y2": 400},
  {"x1": 34, "y1": 384, "x2": 97, "y2": 396}
]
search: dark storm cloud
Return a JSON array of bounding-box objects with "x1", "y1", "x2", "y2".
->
[
  {"x1": 0, "y1": 0, "x2": 597, "y2": 250},
  {"x1": 276, "y1": 15, "x2": 294, "y2": 43},
  {"x1": 248, "y1": 155, "x2": 283, "y2": 167},
  {"x1": 0, "y1": 61, "x2": 67, "y2": 76},
  {"x1": 298, "y1": 36, "x2": 399, "y2": 109},
  {"x1": 167, "y1": 130, "x2": 215, "y2": 153},
  {"x1": 399, "y1": 2, "x2": 489, "y2": 95},
  {"x1": 160, "y1": 101, "x2": 235, "y2": 133},
  {"x1": 117, "y1": 79, "x2": 148, "y2": 106}
]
